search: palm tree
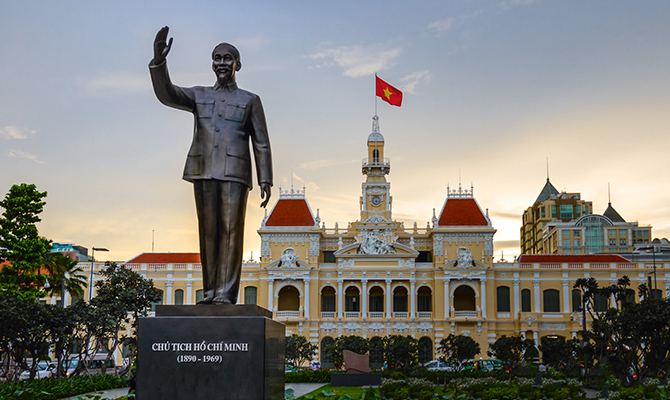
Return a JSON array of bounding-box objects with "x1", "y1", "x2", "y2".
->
[{"x1": 45, "y1": 253, "x2": 88, "y2": 302}]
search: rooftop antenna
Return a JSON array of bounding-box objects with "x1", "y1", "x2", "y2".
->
[
  {"x1": 546, "y1": 157, "x2": 549, "y2": 180},
  {"x1": 608, "y1": 182, "x2": 611, "y2": 204},
  {"x1": 152, "y1": 230, "x2": 154, "y2": 252}
]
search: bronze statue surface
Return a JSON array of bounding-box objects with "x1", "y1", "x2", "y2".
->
[{"x1": 149, "y1": 26, "x2": 272, "y2": 305}]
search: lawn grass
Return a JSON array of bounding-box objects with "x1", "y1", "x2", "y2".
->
[{"x1": 296, "y1": 384, "x2": 366, "y2": 399}]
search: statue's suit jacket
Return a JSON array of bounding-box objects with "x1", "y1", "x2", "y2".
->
[{"x1": 149, "y1": 60, "x2": 272, "y2": 189}]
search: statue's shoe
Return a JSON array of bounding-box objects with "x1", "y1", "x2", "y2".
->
[
  {"x1": 196, "y1": 297, "x2": 214, "y2": 304},
  {"x1": 212, "y1": 296, "x2": 233, "y2": 304}
]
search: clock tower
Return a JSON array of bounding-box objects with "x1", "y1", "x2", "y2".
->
[{"x1": 360, "y1": 115, "x2": 392, "y2": 223}]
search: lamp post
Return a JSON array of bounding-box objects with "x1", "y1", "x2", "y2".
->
[{"x1": 88, "y1": 247, "x2": 109, "y2": 301}]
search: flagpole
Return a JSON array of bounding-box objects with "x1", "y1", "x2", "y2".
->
[{"x1": 374, "y1": 73, "x2": 378, "y2": 117}]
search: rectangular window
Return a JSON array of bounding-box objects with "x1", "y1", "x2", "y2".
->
[
  {"x1": 576, "y1": 207, "x2": 581, "y2": 217},
  {"x1": 551, "y1": 205, "x2": 557, "y2": 218},
  {"x1": 620, "y1": 238, "x2": 627, "y2": 245},
  {"x1": 644, "y1": 230, "x2": 649, "y2": 237},
  {"x1": 574, "y1": 249, "x2": 581, "y2": 254},
  {"x1": 609, "y1": 230, "x2": 616, "y2": 237},
  {"x1": 323, "y1": 251, "x2": 336, "y2": 263},
  {"x1": 560, "y1": 204, "x2": 573, "y2": 219},
  {"x1": 609, "y1": 239, "x2": 616, "y2": 246},
  {"x1": 594, "y1": 292, "x2": 609, "y2": 312},
  {"x1": 572, "y1": 290, "x2": 582, "y2": 312},
  {"x1": 497, "y1": 286, "x2": 510, "y2": 312},
  {"x1": 244, "y1": 287, "x2": 257, "y2": 305},
  {"x1": 573, "y1": 230, "x2": 580, "y2": 237},
  {"x1": 543, "y1": 290, "x2": 560, "y2": 312},
  {"x1": 563, "y1": 239, "x2": 570, "y2": 247},
  {"x1": 619, "y1": 229, "x2": 627, "y2": 236},
  {"x1": 574, "y1": 239, "x2": 580, "y2": 246},
  {"x1": 521, "y1": 290, "x2": 531, "y2": 312},
  {"x1": 540, "y1": 207, "x2": 546, "y2": 218},
  {"x1": 563, "y1": 230, "x2": 570, "y2": 238}
]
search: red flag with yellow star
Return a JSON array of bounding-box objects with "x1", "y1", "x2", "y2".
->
[{"x1": 376, "y1": 75, "x2": 402, "y2": 107}]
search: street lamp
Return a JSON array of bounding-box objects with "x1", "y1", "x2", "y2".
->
[{"x1": 88, "y1": 247, "x2": 109, "y2": 301}]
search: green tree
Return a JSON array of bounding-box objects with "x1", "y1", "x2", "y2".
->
[
  {"x1": 326, "y1": 335, "x2": 370, "y2": 366},
  {"x1": 487, "y1": 335, "x2": 532, "y2": 371},
  {"x1": 539, "y1": 336, "x2": 580, "y2": 369},
  {"x1": 285, "y1": 334, "x2": 317, "y2": 368},
  {"x1": 438, "y1": 334, "x2": 481, "y2": 371},
  {"x1": 44, "y1": 252, "x2": 88, "y2": 301},
  {"x1": 90, "y1": 262, "x2": 162, "y2": 373},
  {"x1": 0, "y1": 183, "x2": 51, "y2": 299},
  {"x1": 382, "y1": 335, "x2": 418, "y2": 367}
]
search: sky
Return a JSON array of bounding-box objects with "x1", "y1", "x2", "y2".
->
[{"x1": 1, "y1": 0, "x2": 669, "y2": 263}]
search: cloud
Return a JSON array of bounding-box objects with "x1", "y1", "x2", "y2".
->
[
  {"x1": 308, "y1": 43, "x2": 401, "y2": 77},
  {"x1": 8, "y1": 149, "x2": 43, "y2": 163},
  {"x1": 500, "y1": 0, "x2": 536, "y2": 10},
  {"x1": 399, "y1": 70, "x2": 431, "y2": 94},
  {"x1": 0, "y1": 126, "x2": 37, "y2": 140},
  {"x1": 427, "y1": 17, "x2": 455, "y2": 33},
  {"x1": 489, "y1": 211, "x2": 520, "y2": 220},
  {"x1": 80, "y1": 73, "x2": 151, "y2": 94}
]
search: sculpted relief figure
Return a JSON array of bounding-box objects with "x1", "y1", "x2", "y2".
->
[
  {"x1": 456, "y1": 247, "x2": 473, "y2": 267},
  {"x1": 280, "y1": 248, "x2": 299, "y2": 268},
  {"x1": 149, "y1": 27, "x2": 272, "y2": 304}
]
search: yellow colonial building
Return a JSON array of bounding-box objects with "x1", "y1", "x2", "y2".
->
[{"x1": 72, "y1": 117, "x2": 669, "y2": 367}]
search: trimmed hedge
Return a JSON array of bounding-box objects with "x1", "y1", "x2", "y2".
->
[{"x1": 0, "y1": 374, "x2": 127, "y2": 400}]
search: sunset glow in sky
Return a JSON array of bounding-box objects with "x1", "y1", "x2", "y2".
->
[{"x1": 1, "y1": 1, "x2": 669, "y2": 262}]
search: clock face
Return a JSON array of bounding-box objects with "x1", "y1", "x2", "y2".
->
[{"x1": 371, "y1": 196, "x2": 382, "y2": 206}]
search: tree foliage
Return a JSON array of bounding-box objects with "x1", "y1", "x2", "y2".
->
[
  {"x1": 285, "y1": 334, "x2": 317, "y2": 368},
  {"x1": 488, "y1": 335, "x2": 534, "y2": 371},
  {"x1": 438, "y1": 334, "x2": 481, "y2": 371},
  {"x1": 0, "y1": 183, "x2": 51, "y2": 299},
  {"x1": 382, "y1": 335, "x2": 418, "y2": 367},
  {"x1": 326, "y1": 335, "x2": 370, "y2": 365},
  {"x1": 44, "y1": 252, "x2": 88, "y2": 300}
]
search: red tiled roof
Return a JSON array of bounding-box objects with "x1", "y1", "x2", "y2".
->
[
  {"x1": 126, "y1": 253, "x2": 201, "y2": 264},
  {"x1": 518, "y1": 254, "x2": 630, "y2": 263},
  {"x1": 265, "y1": 199, "x2": 315, "y2": 227},
  {"x1": 438, "y1": 198, "x2": 489, "y2": 226}
]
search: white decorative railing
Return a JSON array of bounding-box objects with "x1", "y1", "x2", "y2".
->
[
  {"x1": 454, "y1": 311, "x2": 478, "y2": 318},
  {"x1": 321, "y1": 312, "x2": 335, "y2": 319},
  {"x1": 520, "y1": 263, "x2": 532, "y2": 269},
  {"x1": 276, "y1": 311, "x2": 300, "y2": 318},
  {"x1": 393, "y1": 312, "x2": 407, "y2": 319},
  {"x1": 418, "y1": 312, "x2": 432, "y2": 319},
  {"x1": 174, "y1": 264, "x2": 187, "y2": 270},
  {"x1": 541, "y1": 263, "x2": 560, "y2": 269},
  {"x1": 591, "y1": 263, "x2": 609, "y2": 269},
  {"x1": 369, "y1": 312, "x2": 384, "y2": 318},
  {"x1": 497, "y1": 313, "x2": 510, "y2": 318},
  {"x1": 345, "y1": 312, "x2": 360, "y2": 319}
]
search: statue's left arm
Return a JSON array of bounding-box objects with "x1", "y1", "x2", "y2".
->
[{"x1": 248, "y1": 95, "x2": 272, "y2": 208}]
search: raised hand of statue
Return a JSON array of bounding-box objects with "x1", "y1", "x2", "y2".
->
[
  {"x1": 153, "y1": 26, "x2": 173, "y2": 66},
  {"x1": 260, "y1": 183, "x2": 271, "y2": 208}
]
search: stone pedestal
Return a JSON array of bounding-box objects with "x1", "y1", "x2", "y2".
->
[{"x1": 137, "y1": 305, "x2": 285, "y2": 400}]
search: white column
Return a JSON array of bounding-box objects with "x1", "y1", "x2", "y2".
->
[
  {"x1": 361, "y1": 279, "x2": 368, "y2": 319},
  {"x1": 303, "y1": 279, "x2": 310, "y2": 319},
  {"x1": 480, "y1": 278, "x2": 487, "y2": 319},
  {"x1": 533, "y1": 330, "x2": 539, "y2": 347},
  {"x1": 533, "y1": 279, "x2": 542, "y2": 312},
  {"x1": 268, "y1": 278, "x2": 274, "y2": 311},
  {"x1": 443, "y1": 278, "x2": 450, "y2": 318},
  {"x1": 63, "y1": 289, "x2": 69, "y2": 307},
  {"x1": 513, "y1": 280, "x2": 520, "y2": 316},
  {"x1": 562, "y1": 279, "x2": 570, "y2": 313},
  {"x1": 410, "y1": 279, "x2": 416, "y2": 319},
  {"x1": 385, "y1": 279, "x2": 392, "y2": 319},
  {"x1": 337, "y1": 279, "x2": 343, "y2": 319},
  {"x1": 165, "y1": 280, "x2": 173, "y2": 305},
  {"x1": 186, "y1": 281, "x2": 193, "y2": 305}
]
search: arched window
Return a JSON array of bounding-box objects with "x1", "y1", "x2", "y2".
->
[
  {"x1": 543, "y1": 289, "x2": 560, "y2": 312},
  {"x1": 418, "y1": 337, "x2": 433, "y2": 364},
  {"x1": 174, "y1": 289, "x2": 184, "y2": 305},
  {"x1": 244, "y1": 286, "x2": 257, "y2": 305},
  {"x1": 368, "y1": 286, "x2": 384, "y2": 312},
  {"x1": 195, "y1": 289, "x2": 204, "y2": 304},
  {"x1": 393, "y1": 286, "x2": 408, "y2": 312},
  {"x1": 372, "y1": 149, "x2": 379, "y2": 163},
  {"x1": 150, "y1": 289, "x2": 164, "y2": 312},
  {"x1": 345, "y1": 286, "x2": 360, "y2": 312},
  {"x1": 321, "y1": 337, "x2": 335, "y2": 367},
  {"x1": 278, "y1": 285, "x2": 300, "y2": 311},
  {"x1": 521, "y1": 289, "x2": 531, "y2": 312},
  {"x1": 453, "y1": 285, "x2": 476, "y2": 311},
  {"x1": 496, "y1": 286, "x2": 510, "y2": 312},
  {"x1": 572, "y1": 289, "x2": 581, "y2": 312},
  {"x1": 594, "y1": 292, "x2": 609, "y2": 312},
  {"x1": 417, "y1": 286, "x2": 432, "y2": 312},
  {"x1": 321, "y1": 286, "x2": 336, "y2": 312}
]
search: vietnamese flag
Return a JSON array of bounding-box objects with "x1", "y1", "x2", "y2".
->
[{"x1": 376, "y1": 75, "x2": 403, "y2": 107}]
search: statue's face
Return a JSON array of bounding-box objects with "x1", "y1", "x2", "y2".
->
[{"x1": 212, "y1": 49, "x2": 239, "y2": 82}]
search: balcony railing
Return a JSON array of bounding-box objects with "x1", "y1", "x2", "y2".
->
[
  {"x1": 321, "y1": 312, "x2": 335, "y2": 319},
  {"x1": 453, "y1": 311, "x2": 478, "y2": 318},
  {"x1": 393, "y1": 312, "x2": 407, "y2": 319},
  {"x1": 417, "y1": 312, "x2": 432, "y2": 319},
  {"x1": 345, "y1": 312, "x2": 360, "y2": 319},
  {"x1": 369, "y1": 312, "x2": 385, "y2": 318},
  {"x1": 276, "y1": 311, "x2": 301, "y2": 318}
]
